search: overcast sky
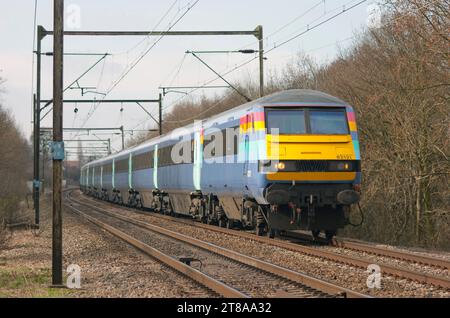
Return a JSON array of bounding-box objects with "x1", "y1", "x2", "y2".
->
[{"x1": 0, "y1": 0, "x2": 378, "y2": 153}]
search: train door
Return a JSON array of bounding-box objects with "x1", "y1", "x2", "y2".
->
[
  {"x1": 153, "y1": 145, "x2": 158, "y2": 189},
  {"x1": 100, "y1": 166, "x2": 103, "y2": 189},
  {"x1": 128, "y1": 153, "x2": 133, "y2": 190},
  {"x1": 193, "y1": 128, "x2": 203, "y2": 191},
  {"x1": 243, "y1": 113, "x2": 252, "y2": 181},
  {"x1": 112, "y1": 159, "x2": 115, "y2": 189}
]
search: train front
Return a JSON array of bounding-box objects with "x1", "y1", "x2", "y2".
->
[{"x1": 259, "y1": 102, "x2": 361, "y2": 239}]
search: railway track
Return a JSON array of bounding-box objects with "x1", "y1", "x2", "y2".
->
[
  {"x1": 332, "y1": 240, "x2": 450, "y2": 270},
  {"x1": 283, "y1": 230, "x2": 450, "y2": 270},
  {"x1": 65, "y1": 190, "x2": 370, "y2": 298},
  {"x1": 74, "y1": 191, "x2": 450, "y2": 291}
]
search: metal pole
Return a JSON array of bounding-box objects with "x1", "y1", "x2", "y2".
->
[
  {"x1": 42, "y1": 141, "x2": 45, "y2": 195},
  {"x1": 33, "y1": 94, "x2": 38, "y2": 212},
  {"x1": 52, "y1": 0, "x2": 64, "y2": 287},
  {"x1": 256, "y1": 25, "x2": 264, "y2": 97},
  {"x1": 34, "y1": 26, "x2": 43, "y2": 226},
  {"x1": 159, "y1": 94, "x2": 163, "y2": 136},
  {"x1": 120, "y1": 126, "x2": 125, "y2": 150}
]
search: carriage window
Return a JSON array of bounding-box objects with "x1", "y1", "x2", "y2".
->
[
  {"x1": 267, "y1": 110, "x2": 306, "y2": 135},
  {"x1": 310, "y1": 110, "x2": 348, "y2": 134},
  {"x1": 115, "y1": 159, "x2": 128, "y2": 173}
]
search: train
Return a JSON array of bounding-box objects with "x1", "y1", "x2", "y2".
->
[{"x1": 80, "y1": 89, "x2": 361, "y2": 240}]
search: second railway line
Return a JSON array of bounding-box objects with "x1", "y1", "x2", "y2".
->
[
  {"x1": 65, "y1": 189, "x2": 368, "y2": 298},
  {"x1": 68, "y1": 190, "x2": 450, "y2": 297}
]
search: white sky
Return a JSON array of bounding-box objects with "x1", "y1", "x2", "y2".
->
[{"x1": 0, "y1": 0, "x2": 378, "y2": 154}]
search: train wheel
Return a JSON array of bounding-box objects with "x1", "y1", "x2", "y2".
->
[
  {"x1": 325, "y1": 230, "x2": 337, "y2": 242},
  {"x1": 267, "y1": 228, "x2": 276, "y2": 239},
  {"x1": 135, "y1": 197, "x2": 142, "y2": 209},
  {"x1": 218, "y1": 219, "x2": 226, "y2": 228},
  {"x1": 226, "y1": 219, "x2": 233, "y2": 229},
  {"x1": 312, "y1": 229, "x2": 321, "y2": 240},
  {"x1": 256, "y1": 226, "x2": 265, "y2": 236}
]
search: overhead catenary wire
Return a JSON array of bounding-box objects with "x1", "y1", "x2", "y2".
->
[
  {"x1": 40, "y1": 53, "x2": 109, "y2": 121},
  {"x1": 71, "y1": 1, "x2": 194, "y2": 141},
  {"x1": 270, "y1": 0, "x2": 443, "y2": 61},
  {"x1": 188, "y1": 51, "x2": 252, "y2": 102},
  {"x1": 113, "y1": 0, "x2": 382, "y2": 143},
  {"x1": 73, "y1": 1, "x2": 182, "y2": 136},
  {"x1": 78, "y1": 0, "x2": 201, "y2": 131},
  {"x1": 105, "y1": 0, "x2": 201, "y2": 95},
  {"x1": 110, "y1": 0, "x2": 180, "y2": 57},
  {"x1": 160, "y1": 0, "x2": 369, "y2": 116},
  {"x1": 71, "y1": 55, "x2": 108, "y2": 140},
  {"x1": 237, "y1": 0, "x2": 326, "y2": 51},
  {"x1": 163, "y1": 0, "x2": 440, "y2": 126},
  {"x1": 274, "y1": 0, "x2": 366, "y2": 47},
  {"x1": 126, "y1": 0, "x2": 368, "y2": 131},
  {"x1": 265, "y1": 0, "x2": 368, "y2": 54},
  {"x1": 161, "y1": 53, "x2": 188, "y2": 88},
  {"x1": 91, "y1": 0, "x2": 440, "y2": 150},
  {"x1": 267, "y1": 0, "x2": 325, "y2": 39}
]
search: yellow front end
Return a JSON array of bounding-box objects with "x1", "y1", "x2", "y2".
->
[{"x1": 265, "y1": 134, "x2": 357, "y2": 182}]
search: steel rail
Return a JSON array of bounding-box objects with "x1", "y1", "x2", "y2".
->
[
  {"x1": 284, "y1": 230, "x2": 450, "y2": 270},
  {"x1": 65, "y1": 200, "x2": 248, "y2": 298},
  {"x1": 333, "y1": 240, "x2": 450, "y2": 270},
  {"x1": 68, "y1": 193, "x2": 370, "y2": 298},
  {"x1": 77, "y1": 193, "x2": 450, "y2": 290}
]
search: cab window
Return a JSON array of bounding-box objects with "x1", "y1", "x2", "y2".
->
[
  {"x1": 266, "y1": 110, "x2": 306, "y2": 134},
  {"x1": 266, "y1": 108, "x2": 349, "y2": 135},
  {"x1": 310, "y1": 110, "x2": 348, "y2": 134}
]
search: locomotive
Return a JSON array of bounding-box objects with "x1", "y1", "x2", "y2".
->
[{"x1": 80, "y1": 89, "x2": 361, "y2": 240}]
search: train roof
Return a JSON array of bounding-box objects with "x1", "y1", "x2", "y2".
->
[
  {"x1": 82, "y1": 89, "x2": 349, "y2": 168},
  {"x1": 251, "y1": 89, "x2": 347, "y2": 106}
]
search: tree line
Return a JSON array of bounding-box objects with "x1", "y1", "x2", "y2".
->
[{"x1": 0, "y1": 77, "x2": 32, "y2": 245}]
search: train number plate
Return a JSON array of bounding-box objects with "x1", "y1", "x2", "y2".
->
[{"x1": 337, "y1": 154, "x2": 353, "y2": 160}]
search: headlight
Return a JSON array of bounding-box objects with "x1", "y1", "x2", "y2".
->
[
  {"x1": 337, "y1": 162, "x2": 350, "y2": 170},
  {"x1": 259, "y1": 160, "x2": 289, "y2": 173},
  {"x1": 330, "y1": 161, "x2": 353, "y2": 171}
]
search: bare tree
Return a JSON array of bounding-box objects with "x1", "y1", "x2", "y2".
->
[{"x1": 0, "y1": 75, "x2": 31, "y2": 247}]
